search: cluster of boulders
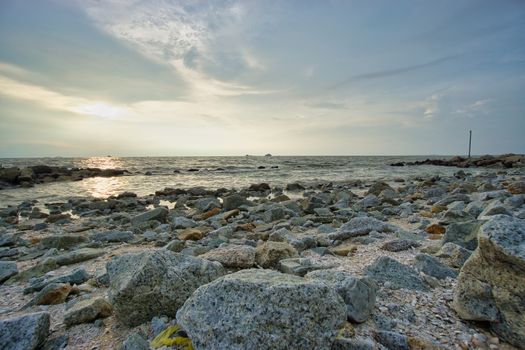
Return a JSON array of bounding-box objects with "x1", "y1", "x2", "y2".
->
[
  {"x1": 391, "y1": 154, "x2": 524, "y2": 169},
  {"x1": 0, "y1": 165, "x2": 127, "y2": 189},
  {"x1": 0, "y1": 168, "x2": 524, "y2": 349}
]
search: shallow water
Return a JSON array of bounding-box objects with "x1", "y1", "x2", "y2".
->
[{"x1": 0, "y1": 155, "x2": 488, "y2": 206}]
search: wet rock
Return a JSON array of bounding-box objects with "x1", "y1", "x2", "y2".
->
[
  {"x1": 255, "y1": 241, "x2": 298, "y2": 268},
  {"x1": 39, "y1": 235, "x2": 88, "y2": 249},
  {"x1": 90, "y1": 231, "x2": 134, "y2": 243},
  {"x1": 452, "y1": 215, "x2": 525, "y2": 347},
  {"x1": 328, "y1": 216, "x2": 394, "y2": 241},
  {"x1": 64, "y1": 297, "x2": 112, "y2": 327},
  {"x1": 414, "y1": 254, "x2": 458, "y2": 280},
  {"x1": 0, "y1": 312, "x2": 50, "y2": 350},
  {"x1": 200, "y1": 244, "x2": 256, "y2": 268},
  {"x1": 176, "y1": 269, "x2": 346, "y2": 350},
  {"x1": 380, "y1": 239, "x2": 421, "y2": 252},
  {"x1": 365, "y1": 256, "x2": 428, "y2": 291},
  {"x1": 374, "y1": 330, "x2": 409, "y2": 350},
  {"x1": 107, "y1": 250, "x2": 225, "y2": 327},
  {"x1": 194, "y1": 197, "x2": 221, "y2": 212},
  {"x1": 286, "y1": 182, "x2": 305, "y2": 191},
  {"x1": 131, "y1": 207, "x2": 168, "y2": 226},
  {"x1": 0, "y1": 261, "x2": 18, "y2": 283},
  {"x1": 306, "y1": 270, "x2": 377, "y2": 323},
  {"x1": 435, "y1": 242, "x2": 472, "y2": 268},
  {"x1": 54, "y1": 248, "x2": 105, "y2": 265},
  {"x1": 248, "y1": 183, "x2": 271, "y2": 192},
  {"x1": 443, "y1": 220, "x2": 481, "y2": 250}
]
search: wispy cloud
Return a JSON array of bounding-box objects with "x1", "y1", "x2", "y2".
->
[{"x1": 455, "y1": 99, "x2": 491, "y2": 118}]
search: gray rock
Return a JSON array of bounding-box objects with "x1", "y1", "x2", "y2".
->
[
  {"x1": 380, "y1": 239, "x2": 420, "y2": 252},
  {"x1": 332, "y1": 337, "x2": 378, "y2": 350},
  {"x1": 39, "y1": 235, "x2": 88, "y2": 249},
  {"x1": 0, "y1": 261, "x2": 18, "y2": 283},
  {"x1": 413, "y1": 253, "x2": 458, "y2": 280},
  {"x1": 24, "y1": 267, "x2": 90, "y2": 294},
  {"x1": 434, "y1": 194, "x2": 471, "y2": 207},
  {"x1": 64, "y1": 297, "x2": 112, "y2": 327},
  {"x1": 0, "y1": 233, "x2": 17, "y2": 247},
  {"x1": 194, "y1": 197, "x2": 221, "y2": 212},
  {"x1": 365, "y1": 256, "x2": 428, "y2": 291},
  {"x1": 54, "y1": 248, "x2": 105, "y2": 266},
  {"x1": 374, "y1": 330, "x2": 409, "y2": 350},
  {"x1": 453, "y1": 215, "x2": 525, "y2": 348},
  {"x1": 255, "y1": 241, "x2": 298, "y2": 268},
  {"x1": 176, "y1": 269, "x2": 346, "y2": 350},
  {"x1": 306, "y1": 270, "x2": 377, "y2": 323},
  {"x1": 478, "y1": 200, "x2": 512, "y2": 219},
  {"x1": 164, "y1": 239, "x2": 186, "y2": 252},
  {"x1": 278, "y1": 257, "x2": 337, "y2": 277},
  {"x1": 328, "y1": 217, "x2": 394, "y2": 241},
  {"x1": 121, "y1": 332, "x2": 149, "y2": 350},
  {"x1": 222, "y1": 194, "x2": 253, "y2": 211},
  {"x1": 357, "y1": 195, "x2": 380, "y2": 208},
  {"x1": 0, "y1": 312, "x2": 50, "y2": 350},
  {"x1": 171, "y1": 216, "x2": 197, "y2": 229},
  {"x1": 107, "y1": 250, "x2": 225, "y2": 327},
  {"x1": 23, "y1": 283, "x2": 72, "y2": 308},
  {"x1": 436, "y1": 242, "x2": 472, "y2": 268},
  {"x1": 90, "y1": 231, "x2": 134, "y2": 243},
  {"x1": 131, "y1": 207, "x2": 168, "y2": 226},
  {"x1": 199, "y1": 245, "x2": 256, "y2": 268},
  {"x1": 443, "y1": 220, "x2": 481, "y2": 250},
  {"x1": 263, "y1": 206, "x2": 286, "y2": 223}
]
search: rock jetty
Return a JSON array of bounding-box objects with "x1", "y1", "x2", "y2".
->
[{"x1": 391, "y1": 154, "x2": 524, "y2": 168}]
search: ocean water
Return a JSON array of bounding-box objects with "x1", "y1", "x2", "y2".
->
[{"x1": 0, "y1": 156, "x2": 486, "y2": 206}]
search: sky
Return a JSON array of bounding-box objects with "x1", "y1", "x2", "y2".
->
[{"x1": 0, "y1": 0, "x2": 524, "y2": 157}]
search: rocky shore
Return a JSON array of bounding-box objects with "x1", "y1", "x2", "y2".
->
[
  {"x1": 0, "y1": 166, "x2": 128, "y2": 190},
  {"x1": 0, "y1": 168, "x2": 524, "y2": 349},
  {"x1": 390, "y1": 154, "x2": 525, "y2": 169}
]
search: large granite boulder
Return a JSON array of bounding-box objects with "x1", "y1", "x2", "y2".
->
[
  {"x1": 452, "y1": 215, "x2": 525, "y2": 348},
  {"x1": 0, "y1": 312, "x2": 50, "y2": 350},
  {"x1": 107, "y1": 250, "x2": 225, "y2": 327},
  {"x1": 177, "y1": 269, "x2": 346, "y2": 350},
  {"x1": 306, "y1": 270, "x2": 377, "y2": 323}
]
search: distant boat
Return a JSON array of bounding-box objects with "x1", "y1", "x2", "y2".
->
[{"x1": 265, "y1": 153, "x2": 272, "y2": 157}]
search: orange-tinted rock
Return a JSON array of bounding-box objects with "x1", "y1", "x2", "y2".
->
[
  {"x1": 425, "y1": 224, "x2": 446, "y2": 235},
  {"x1": 177, "y1": 228, "x2": 203, "y2": 241}
]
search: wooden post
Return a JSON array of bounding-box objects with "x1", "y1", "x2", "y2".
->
[{"x1": 468, "y1": 130, "x2": 472, "y2": 158}]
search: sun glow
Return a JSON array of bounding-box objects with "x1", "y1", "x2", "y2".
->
[{"x1": 73, "y1": 102, "x2": 124, "y2": 119}]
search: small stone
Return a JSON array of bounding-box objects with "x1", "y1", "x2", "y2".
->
[
  {"x1": 177, "y1": 228, "x2": 203, "y2": 241},
  {"x1": 425, "y1": 224, "x2": 446, "y2": 235},
  {"x1": 63, "y1": 297, "x2": 112, "y2": 327}
]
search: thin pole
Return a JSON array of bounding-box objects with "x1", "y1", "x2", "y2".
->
[{"x1": 468, "y1": 130, "x2": 472, "y2": 158}]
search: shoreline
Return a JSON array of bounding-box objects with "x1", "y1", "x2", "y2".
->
[{"x1": 0, "y1": 169, "x2": 524, "y2": 349}]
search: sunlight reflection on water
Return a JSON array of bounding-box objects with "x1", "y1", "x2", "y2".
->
[
  {"x1": 79, "y1": 156, "x2": 124, "y2": 170},
  {"x1": 80, "y1": 176, "x2": 126, "y2": 198}
]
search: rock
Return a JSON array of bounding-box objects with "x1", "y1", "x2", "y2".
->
[
  {"x1": 176, "y1": 269, "x2": 346, "y2": 350},
  {"x1": 380, "y1": 239, "x2": 421, "y2": 252},
  {"x1": 425, "y1": 224, "x2": 446, "y2": 235},
  {"x1": 478, "y1": 200, "x2": 512, "y2": 219},
  {"x1": 332, "y1": 337, "x2": 378, "y2": 350},
  {"x1": 435, "y1": 242, "x2": 472, "y2": 268},
  {"x1": 306, "y1": 270, "x2": 377, "y2": 323},
  {"x1": 506, "y1": 181, "x2": 525, "y2": 194},
  {"x1": 262, "y1": 206, "x2": 286, "y2": 223},
  {"x1": 365, "y1": 256, "x2": 428, "y2": 291},
  {"x1": 200, "y1": 245, "x2": 256, "y2": 268},
  {"x1": 443, "y1": 220, "x2": 481, "y2": 250},
  {"x1": 0, "y1": 261, "x2": 18, "y2": 283},
  {"x1": 413, "y1": 254, "x2": 458, "y2": 280},
  {"x1": 248, "y1": 183, "x2": 271, "y2": 192},
  {"x1": 24, "y1": 267, "x2": 90, "y2": 294},
  {"x1": 222, "y1": 194, "x2": 253, "y2": 211},
  {"x1": 328, "y1": 217, "x2": 394, "y2": 241},
  {"x1": 54, "y1": 248, "x2": 105, "y2": 265},
  {"x1": 63, "y1": 297, "x2": 112, "y2": 327},
  {"x1": 177, "y1": 228, "x2": 203, "y2": 241},
  {"x1": 286, "y1": 183, "x2": 305, "y2": 191},
  {"x1": 255, "y1": 241, "x2": 298, "y2": 268},
  {"x1": 452, "y1": 215, "x2": 525, "y2": 347},
  {"x1": 374, "y1": 330, "x2": 409, "y2": 350},
  {"x1": 357, "y1": 195, "x2": 380, "y2": 208},
  {"x1": 131, "y1": 207, "x2": 168, "y2": 226},
  {"x1": 39, "y1": 235, "x2": 88, "y2": 249},
  {"x1": 278, "y1": 257, "x2": 337, "y2": 276},
  {"x1": 121, "y1": 332, "x2": 149, "y2": 350},
  {"x1": 24, "y1": 283, "x2": 72, "y2": 307},
  {"x1": 171, "y1": 216, "x2": 197, "y2": 229},
  {"x1": 194, "y1": 197, "x2": 221, "y2": 212},
  {"x1": 0, "y1": 233, "x2": 18, "y2": 247},
  {"x1": 164, "y1": 239, "x2": 186, "y2": 252},
  {"x1": 107, "y1": 250, "x2": 225, "y2": 327},
  {"x1": 367, "y1": 181, "x2": 394, "y2": 196},
  {"x1": 90, "y1": 231, "x2": 134, "y2": 243},
  {"x1": 0, "y1": 312, "x2": 50, "y2": 350}
]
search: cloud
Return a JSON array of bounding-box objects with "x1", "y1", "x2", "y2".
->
[
  {"x1": 455, "y1": 99, "x2": 491, "y2": 117},
  {"x1": 327, "y1": 55, "x2": 460, "y2": 90},
  {"x1": 75, "y1": 0, "x2": 270, "y2": 98}
]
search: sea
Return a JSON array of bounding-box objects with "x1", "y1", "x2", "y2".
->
[{"x1": 0, "y1": 156, "x2": 489, "y2": 207}]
